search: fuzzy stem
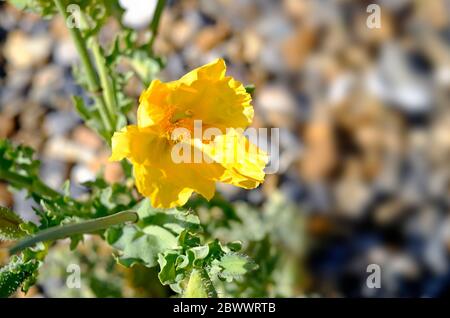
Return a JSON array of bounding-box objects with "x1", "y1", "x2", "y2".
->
[
  {"x1": 199, "y1": 268, "x2": 218, "y2": 298},
  {"x1": 53, "y1": 0, "x2": 113, "y2": 133},
  {"x1": 9, "y1": 211, "x2": 138, "y2": 254},
  {"x1": 90, "y1": 38, "x2": 118, "y2": 126},
  {"x1": 0, "y1": 170, "x2": 60, "y2": 199},
  {"x1": 184, "y1": 268, "x2": 218, "y2": 298},
  {"x1": 148, "y1": 0, "x2": 166, "y2": 51}
]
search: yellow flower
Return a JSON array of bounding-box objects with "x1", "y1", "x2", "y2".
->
[{"x1": 110, "y1": 58, "x2": 268, "y2": 208}]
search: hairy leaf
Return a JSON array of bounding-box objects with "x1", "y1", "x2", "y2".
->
[
  {"x1": 183, "y1": 269, "x2": 209, "y2": 298},
  {"x1": 217, "y1": 253, "x2": 258, "y2": 281},
  {"x1": 0, "y1": 255, "x2": 39, "y2": 298},
  {"x1": 0, "y1": 206, "x2": 26, "y2": 240}
]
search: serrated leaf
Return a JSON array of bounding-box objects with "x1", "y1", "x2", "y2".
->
[
  {"x1": 176, "y1": 254, "x2": 190, "y2": 270},
  {"x1": 226, "y1": 241, "x2": 242, "y2": 252},
  {"x1": 9, "y1": 0, "x2": 57, "y2": 17},
  {"x1": 106, "y1": 223, "x2": 177, "y2": 268},
  {"x1": 0, "y1": 206, "x2": 26, "y2": 240},
  {"x1": 157, "y1": 251, "x2": 179, "y2": 285},
  {"x1": 183, "y1": 269, "x2": 209, "y2": 298},
  {"x1": 218, "y1": 253, "x2": 258, "y2": 281},
  {"x1": 205, "y1": 239, "x2": 226, "y2": 263},
  {"x1": 72, "y1": 96, "x2": 91, "y2": 121},
  {"x1": 136, "y1": 199, "x2": 201, "y2": 234},
  {"x1": 69, "y1": 234, "x2": 84, "y2": 250},
  {"x1": 0, "y1": 256, "x2": 39, "y2": 298},
  {"x1": 0, "y1": 140, "x2": 40, "y2": 180},
  {"x1": 178, "y1": 230, "x2": 201, "y2": 249},
  {"x1": 128, "y1": 51, "x2": 161, "y2": 86},
  {"x1": 245, "y1": 84, "x2": 255, "y2": 95},
  {"x1": 188, "y1": 246, "x2": 209, "y2": 261}
]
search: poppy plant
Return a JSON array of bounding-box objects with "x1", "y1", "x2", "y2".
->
[{"x1": 110, "y1": 59, "x2": 268, "y2": 208}]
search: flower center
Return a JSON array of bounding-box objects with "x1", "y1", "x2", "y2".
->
[
  {"x1": 170, "y1": 110, "x2": 193, "y2": 124},
  {"x1": 161, "y1": 108, "x2": 195, "y2": 141}
]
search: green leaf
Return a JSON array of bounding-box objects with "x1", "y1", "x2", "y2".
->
[
  {"x1": 8, "y1": 0, "x2": 29, "y2": 10},
  {"x1": 9, "y1": 0, "x2": 57, "y2": 17},
  {"x1": 245, "y1": 84, "x2": 255, "y2": 95},
  {"x1": 128, "y1": 51, "x2": 162, "y2": 86},
  {"x1": 183, "y1": 269, "x2": 209, "y2": 298},
  {"x1": 178, "y1": 230, "x2": 201, "y2": 249},
  {"x1": 89, "y1": 276, "x2": 123, "y2": 298},
  {"x1": 217, "y1": 253, "x2": 258, "y2": 281},
  {"x1": 136, "y1": 199, "x2": 201, "y2": 234},
  {"x1": 0, "y1": 255, "x2": 39, "y2": 298},
  {"x1": 72, "y1": 96, "x2": 91, "y2": 121},
  {"x1": 0, "y1": 140, "x2": 40, "y2": 180},
  {"x1": 69, "y1": 234, "x2": 84, "y2": 250},
  {"x1": 188, "y1": 245, "x2": 209, "y2": 261},
  {"x1": 157, "y1": 251, "x2": 179, "y2": 285},
  {"x1": 106, "y1": 198, "x2": 259, "y2": 297},
  {"x1": 106, "y1": 223, "x2": 178, "y2": 268},
  {"x1": 106, "y1": 199, "x2": 200, "y2": 268},
  {"x1": 0, "y1": 206, "x2": 26, "y2": 240},
  {"x1": 73, "y1": 96, "x2": 111, "y2": 141},
  {"x1": 81, "y1": 177, "x2": 137, "y2": 218},
  {"x1": 226, "y1": 241, "x2": 243, "y2": 252}
]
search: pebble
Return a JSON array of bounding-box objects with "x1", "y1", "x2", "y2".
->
[
  {"x1": 43, "y1": 111, "x2": 80, "y2": 136},
  {"x1": 53, "y1": 39, "x2": 78, "y2": 67},
  {"x1": 300, "y1": 118, "x2": 336, "y2": 182},
  {"x1": 72, "y1": 126, "x2": 103, "y2": 151},
  {"x1": 4, "y1": 31, "x2": 52, "y2": 69},
  {"x1": 40, "y1": 159, "x2": 68, "y2": 190},
  {"x1": 12, "y1": 130, "x2": 44, "y2": 150},
  {"x1": 255, "y1": 85, "x2": 301, "y2": 129},
  {"x1": 170, "y1": 16, "x2": 200, "y2": 49},
  {"x1": 0, "y1": 113, "x2": 14, "y2": 138},
  {"x1": 30, "y1": 65, "x2": 64, "y2": 105},
  {"x1": 0, "y1": 183, "x2": 13, "y2": 207},
  {"x1": 19, "y1": 102, "x2": 45, "y2": 131},
  {"x1": 13, "y1": 190, "x2": 39, "y2": 223},
  {"x1": 119, "y1": 0, "x2": 158, "y2": 29},
  {"x1": 104, "y1": 161, "x2": 125, "y2": 184},
  {"x1": 71, "y1": 163, "x2": 96, "y2": 184},
  {"x1": 334, "y1": 170, "x2": 371, "y2": 219},
  {"x1": 44, "y1": 136, "x2": 95, "y2": 164},
  {"x1": 195, "y1": 21, "x2": 231, "y2": 52},
  {"x1": 368, "y1": 43, "x2": 433, "y2": 114}
]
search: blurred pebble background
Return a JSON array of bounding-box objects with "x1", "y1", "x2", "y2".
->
[{"x1": 0, "y1": 0, "x2": 450, "y2": 297}]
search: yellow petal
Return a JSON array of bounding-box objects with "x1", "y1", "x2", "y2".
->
[
  {"x1": 122, "y1": 131, "x2": 224, "y2": 208},
  {"x1": 178, "y1": 58, "x2": 226, "y2": 84},
  {"x1": 110, "y1": 125, "x2": 169, "y2": 165},
  {"x1": 204, "y1": 129, "x2": 268, "y2": 189},
  {"x1": 169, "y1": 76, "x2": 253, "y2": 131},
  {"x1": 137, "y1": 79, "x2": 171, "y2": 128},
  {"x1": 137, "y1": 58, "x2": 253, "y2": 132},
  {"x1": 134, "y1": 164, "x2": 194, "y2": 208}
]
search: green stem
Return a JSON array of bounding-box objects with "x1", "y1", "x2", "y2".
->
[
  {"x1": 184, "y1": 268, "x2": 218, "y2": 298},
  {"x1": 9, "y1": 211, "x2": 138, "y2": 254},
  {"x1": 0, "y1": 170, "x2": 60, "y2": 199},
  {"x1": 199, "y1": 268, "x2": 218, "y2": 298},
  {"x1": 148, "y1": 0, "x2": 166, "y2": 51},
  {"x1": 53, "y1": 0, "x2": 113, "y2": 133},
  {"x1": 90, "y1": 38, "x2": 118, "y2": 126}
]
